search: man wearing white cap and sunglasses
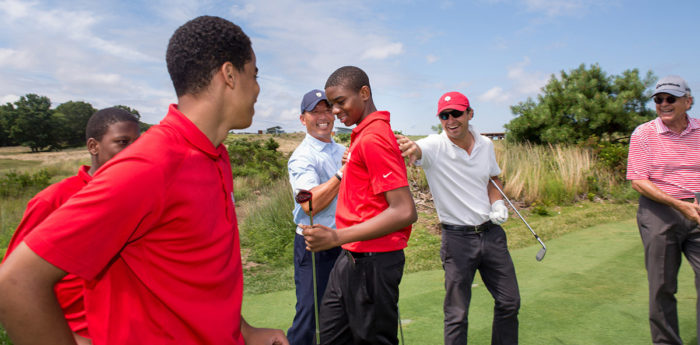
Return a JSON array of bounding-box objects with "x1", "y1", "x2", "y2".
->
[
  {"x1": 397, "y1": 91, "x2": 520, "y2": 345},
  {"x1": 628, "y1": 75, "x2": 700, "y2": 345}
]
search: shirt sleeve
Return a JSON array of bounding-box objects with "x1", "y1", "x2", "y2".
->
[
  {"x1": 415, "y1": 137, "x2": 433, "y2": 168},
  {"x1": 25, "y1": 155, "x2": 166, "y2": 280},
  {"x1": 2, "y1": 197, "x2": 55, "y2": 261},
  {"x1": 626, "y1": 127, "x2": 649, "y2": 180},
  {"x1": 486, "y1": 139, "x2": 502, "y2": 177},
  {"x1": 359, "y1": 128, "x2": 409, "y2": 195},
  {"x1": 288, "y1": 152, "x2": 321, "y2": 192}
]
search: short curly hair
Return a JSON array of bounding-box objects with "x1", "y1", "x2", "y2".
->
[
  {"x1": 166, "y1": 16, "x2": 253, "y2": 97},
  {"x1": 86, "y1": 107, "x2": 139, "y2": 141},
  {"x1": 325, "y1": 66, "x2": 372, "y2": 95}
]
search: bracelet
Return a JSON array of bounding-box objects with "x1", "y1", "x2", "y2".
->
[{"x1": 334, "y1": 172, "x2": 342, "y2": 181}]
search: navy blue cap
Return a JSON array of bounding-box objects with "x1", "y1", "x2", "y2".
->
[{"x1": 301, "y1": 89, "x2": 328, "y2": 113}]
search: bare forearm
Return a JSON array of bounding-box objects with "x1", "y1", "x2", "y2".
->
[
  {"x1": 240, "y1": 316, "x2": 288, "y2": 345},
  {"x1": 631, "y1": 179, "x2": 684, "y2": 208},
  {"x1": 488, "y1": 176, "x2": 504, "y2": 204},
  {"x1": 301, "y1": 174, "x2": 341, "y2": 215},
  {"x1": 0, "y1": 243, "x2": 75, "y2": 345},
  {"x1": 632, "y1": 179, "x2": 700, "y2": 223},
  {"x1": 396, "y1": 135, "x2": 422, "y2": 165},
  {"x1": 335, "y1": 186, "x2": 417, "y2": 245}
]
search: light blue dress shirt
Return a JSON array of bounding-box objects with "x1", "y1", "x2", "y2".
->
[{"x1": 288, "y1": 133, "x2": 346, "y2": 234}]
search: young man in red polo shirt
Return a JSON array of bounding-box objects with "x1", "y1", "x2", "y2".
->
[
  {"x1": 301, "y1": 65, "x2": 417, "y2": 345},
  {"x1": 0, "y1": 16, "x2": 288, "y2": 345},
  {"x1": 1, "y1": 107, "x2": 140, "y2": 345}
]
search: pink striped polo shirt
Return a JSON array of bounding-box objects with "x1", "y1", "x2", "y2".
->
[{"x1": 627, "y1": 115, "x2": 700, "y2": 199}]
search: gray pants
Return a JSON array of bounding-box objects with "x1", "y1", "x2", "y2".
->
[
  {"x1": 637, "y1": 195, "x2": 700, "y2": 345},
  {"x1": 441, "y1": 223, "x2": 520, "y2": 345}
]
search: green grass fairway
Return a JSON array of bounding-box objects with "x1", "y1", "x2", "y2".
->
[{"x1": 243, "y1": 219, "x2": 698, "y2": 344}]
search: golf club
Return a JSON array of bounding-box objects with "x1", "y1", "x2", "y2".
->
[
  {"x1": 398, "y1": 303, "x2": 405, "y2": 345},
  {"x1": 294, "y1": 189, "x2": 321, "y2": 345},
  {"x1": 489, "y1": 179, "x2": 547, "y2": 261}
]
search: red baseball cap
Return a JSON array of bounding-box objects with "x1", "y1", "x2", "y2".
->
[{"x1": 437, "y1": 91, "x2": 470, "y2": 115}]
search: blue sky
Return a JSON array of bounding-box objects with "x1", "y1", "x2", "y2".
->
[{"x1": 1, "y1": 0, "x2": 698, "y2": 135}]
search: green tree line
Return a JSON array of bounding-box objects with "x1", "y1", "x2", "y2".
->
[
  {"x1": 505, "y1": 63, "x2": 657, "y2": 144},
  {"x1": 502, "y1": 64, "x2": 659, "y2": 179},
  {"x1": 0, "y1": 94, "x2": 152, "y2": 152}
]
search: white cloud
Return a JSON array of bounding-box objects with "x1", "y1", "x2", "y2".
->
[
  {"x1": 0, "y1": 0, "x2": 31, "y2": 19},
  {"x1": 0, "y1": 94, "x2": 20, "y2": 105},
  {"x1": 0, "y1": 48, "x2": 35, "y2": 69},
  {"x1": 477, "y1": 57, "x2": 548, "y2": 104},
  {"x1": 361, "y1": 42, "x2": 404, "y2": 60},
  {"x1": 507, "y1": 57, "x2": 548, "y2": 95},
  {"x1": 479, "y1": 87, "x2": 509, "y2": 103},
  {"x1": 426, "y1": 54, "x2": 439, "y2": 64},
  {"x1": 231, "y1": 3, "x2": 255, "y2": 18},
  {"x1": 522, "y1": 0, "x2": 612, "y2": 17}
]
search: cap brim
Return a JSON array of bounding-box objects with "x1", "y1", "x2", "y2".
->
[
  {"x1": 437, "y1": 104, "x2": 468, "y2": 115},
  {"x1": 652, "y1": 89, "x2": 686, "y2": 97},
  {"x1": 302, "y1": 99, "x2": 327, "y2": 113}
]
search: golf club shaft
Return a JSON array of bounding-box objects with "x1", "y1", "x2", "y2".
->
[
  {"x1": 489, "y1": 179, "x2": 546, "y2": 248},
  {"x1": 309, "y1": 203, "x2": 321, "y2": 345},
  {"x1": 398, "y1": 304, "x2": 405, "y2": 345}
]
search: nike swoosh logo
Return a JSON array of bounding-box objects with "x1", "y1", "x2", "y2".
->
[{"x1": 383, "y1": 172, "x2": 393, "y2": 178}]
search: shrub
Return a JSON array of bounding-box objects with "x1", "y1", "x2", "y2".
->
[
  {"x1": 593, "y1": 141, "x2": 629, "y2": 179},
  {"x1": 0, "y1": 169, "x2": 52, "y2": 198},
  {"x1": 227, "y1": 138, "x2": 287, "y2": 183},
  {"x1": 334, "y1": 132, "x2": 351, "y2": 144}
]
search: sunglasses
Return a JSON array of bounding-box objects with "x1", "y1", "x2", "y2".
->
[
  {"x1": 653, "y1": 95, "x2": 678, "y2": 104},
  {"x1": 438, "y1": 109, "x2": 464, "y2": 121}
]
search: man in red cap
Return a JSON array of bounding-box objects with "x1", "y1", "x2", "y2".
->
[{"x1": 398, "y1": 91, "x2": 519, "y2": 345}]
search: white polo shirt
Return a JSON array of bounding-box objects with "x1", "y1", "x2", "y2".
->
[{"x1": 416, "y1": 125, "x2": 501, "y2": 226}]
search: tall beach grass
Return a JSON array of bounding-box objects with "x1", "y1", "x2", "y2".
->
[{"x1": 494, "y1": 141, "x2": 632, "y2": 205}]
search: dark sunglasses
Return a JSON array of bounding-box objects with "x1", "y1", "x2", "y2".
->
[
  {"x1": 438, "y1": 109, "x2": 464, "y2": 120},
  {"x1": 653, "y1": 95, "x2": 678, "y2": 104}
]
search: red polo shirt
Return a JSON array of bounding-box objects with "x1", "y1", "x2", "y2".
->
[
  {"x1": 26, "y1": 104, "x2": 244, "y2": 345},
  {"x1": 627, "y1": 116, "x2": 700, "y2": 199},
  {"x1": 3, "y1": 165, "x2": 92, "y2": 337},
  {"x1": 336, "y1": 111, "x2": 412, "y2": 252}
]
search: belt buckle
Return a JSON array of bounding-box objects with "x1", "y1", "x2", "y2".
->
[{"x1": 474, "y1": 223, "x2": 484, "y2": 233}]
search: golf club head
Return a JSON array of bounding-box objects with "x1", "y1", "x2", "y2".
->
[
  {"x1": 294, "y1": 189, "x2": 312, "y2": 204},
  {"x1": 536, "y1": 247, "x2": 546, "y2": 261}
]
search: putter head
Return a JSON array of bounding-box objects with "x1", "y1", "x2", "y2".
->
[{"x1": 294, "y1": 189, "x2": 312, "y2": 204}]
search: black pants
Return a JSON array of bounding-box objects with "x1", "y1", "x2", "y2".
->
[
  {"x1": 319, "y1": 249, "x2": 404, "y2": 345},
  {"x1": 637, "y1": 195, "x2": 700, "y2": 345},
  {"x1": 287, "y1": 234, "x2": 341, "y2": 345},
  {"x1": 441, "y1": 223, "x2": 520, "y2": 345}
]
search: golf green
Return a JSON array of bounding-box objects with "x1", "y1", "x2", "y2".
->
[{"x1": 243, "y1": 219, "x2": 697, "y2": 344}]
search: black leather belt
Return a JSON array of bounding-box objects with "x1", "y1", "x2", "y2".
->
[
  {"x1": 441, "y1": 221, "x2": 493, "y2": 233},
  {"x1": 347, "y1": 250, "x2": 379, "y2": 258}
]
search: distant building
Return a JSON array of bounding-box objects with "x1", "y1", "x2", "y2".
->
[
  {"x1": 335, "y1": 127, "x2": 352, "y2": 134},
  {"x1": 266, "y1": 126, "x2": 285, "y2": 134},
  {"x1": 481, "y1": 132, "x2": 505, "y2": 140}
]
